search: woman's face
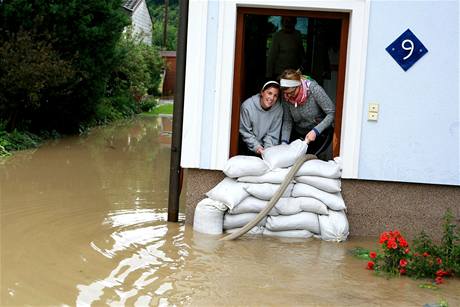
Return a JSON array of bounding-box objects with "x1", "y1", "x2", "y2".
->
[
  {"x1": 260, "y1": 86, "x2": 279, "y2": 109},
  {"x1": 283, "y1": 86, "x2": 299, "y2": 100}
]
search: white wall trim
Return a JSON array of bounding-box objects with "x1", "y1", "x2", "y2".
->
[{"x1": 181, "y1": 0, "x2": 208, "y2": 167}]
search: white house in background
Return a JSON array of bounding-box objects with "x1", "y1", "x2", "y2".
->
[
  {"x1": 123, "y1": 0, "x2": 153, "y2": 45},
  {"x1": 180, "y1": 0, "x2": 460, "y2": 239}
]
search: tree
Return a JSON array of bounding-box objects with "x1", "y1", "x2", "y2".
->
[{"x1": 0, "y1": 0, "x2": 130, "y2": 132}]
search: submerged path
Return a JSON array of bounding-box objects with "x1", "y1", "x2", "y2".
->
[{"x1": 1, "y1": 116, "x2": 459, "y2": 306}]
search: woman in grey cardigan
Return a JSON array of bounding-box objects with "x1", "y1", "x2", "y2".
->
[
  {"x1": 279, "y1": 69, "x2": 335, "y2": 154},
  {"x1": 239, "y1": 81, "x2": 283, "y2": 155}
]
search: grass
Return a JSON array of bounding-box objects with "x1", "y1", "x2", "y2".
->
[{"x1": 143, "y1": 103, "x2": 174, "y2": 115}]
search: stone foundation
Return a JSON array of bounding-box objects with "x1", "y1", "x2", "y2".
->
[{"x1": 183, "y1": 168, "x2": 460, "y2": 240}]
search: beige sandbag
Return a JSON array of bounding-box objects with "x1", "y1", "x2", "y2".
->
[
  {"x1": 275, "y1": 197, "x2": 328, "y2": 215},
  {"x1": 295, "y1": 175, "x2": 341, "y2": 193},
  {"x1": 318, "y1": 209, "x2": 349, "y2": 242},
  {"x1": 229, "y1": 196, "x2": 278, "y2": 215},
  {"x1": 244, "y1": 183, "x2": 294, "y2": 201},
  {"x1": 291, "y1": 183, "x2": 346, "y2": 211},
  {"x1": 237, "y1": 167, "x2": 290, "y2": 184},
  {"x1": 262, "y1": 139, "x2": 308, "y2": 169},
  {"x1": 223, "y1": 155, "x2": 269, "y2": 178},
  {"x1": 193, "y1": 198, "x2": 227, "y2": 235},
  {"x1": 265, "y1": 212, "x2": 320, "y2": 234},
  {"x1": 206, "y1": 177, "x2": 249, "y2": 210},
  {"x1": 297, "y1": 159, "x2": 341, "y2": 178},
  {"x1": 223, "y1": 213, "x2": 267, "y2": 230}
]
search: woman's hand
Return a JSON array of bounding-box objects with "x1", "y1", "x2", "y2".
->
[
  {"x1": 306, "y1": 130, "x2": 317, "y2": 143},
  {"x1": 256, "y1": 146, "x2": 265, "y2": 155}
]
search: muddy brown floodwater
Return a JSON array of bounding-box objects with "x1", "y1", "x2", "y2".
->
[{"x1": 1, "y1": 115, "x2": 459, "y2": 306}]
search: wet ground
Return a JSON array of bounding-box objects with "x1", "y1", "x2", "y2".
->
[{"x1": 1, "y1": 115, "x2": 459, "y2": 306}]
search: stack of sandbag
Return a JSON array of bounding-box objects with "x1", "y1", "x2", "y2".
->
[{"x1": 193, "y1": 140, "x2": 349, "y2": 242}]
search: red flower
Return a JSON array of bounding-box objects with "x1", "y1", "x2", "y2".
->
[
  {"x1": 387, "y1": 238, "x2": 398, "y2": 249},
  {"x1": 379, "y1": 232, "x2": 389, "y2": 244},
  {"x1": 369, "y1": 252, "x2": 377, "y2": 259},
  {"x1": 436, "y1": 258, "x2": 442, "y2": 265},
  {"x1": 399, "y1": 268, "x2": 406, "y2": 275},
  {"x1": 367, "y1": 261, "x2": 375, "y2": 270},
  {"x1": 399, "y1": 259, "x2": 408, "y2": 268},
  {"x1": 404, "y1": 248, "x2": 410, "y2": 254},
  {"x1": 436, "y1": 269, "x2": 449, "y2": 277},
  {"x1": 435, "y1": 276, "x2": 443, "y2": 284},
  {"x1": 398, "y1": 237, "x2": 408, "y2": 248},
  {"x1": 423, "y1": 252, "x2": 430, "y2": 257}
]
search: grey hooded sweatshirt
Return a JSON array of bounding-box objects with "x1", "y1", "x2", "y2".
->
[{"x1": 239, "y1": 94, "x2": 283, "y2": 153}]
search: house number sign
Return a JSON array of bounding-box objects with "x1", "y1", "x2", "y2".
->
[{"x1": 386, "y1": 29, "x2": 428, "y2": 71}]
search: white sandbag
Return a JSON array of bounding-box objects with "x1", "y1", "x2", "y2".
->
[
  {"x1": 297, "y1": 159, "x2": 342, "y2": 178},
  {"x1": 225, "y1": 225, "x2": 265, "y2": 235},
  {"x1": 244, "y1": 183, "x2": 294, "y2": 201},
  {"x1": 223, "y1": 213, "x2": 267, "y2": 230},
  {"x1": 275, "y1": 197, "x2": 329, "y2": 215},
  {"x1": 263, "y1": 229, "x2": 314, "y2": 238},
  {"x1": 237, "y1": 167, "x2": 290, "y2": 184},
  {"x1": 206, "y1": 177, "x2": 249, "y2": 210},
  {"x1": 223, "y1": 155, "x2": 269, "y2": 178},
  {"x1": 318, "y1": 209, "x2": 349, "y2": 242},
  {"x1": 229, "y1": 196, "x2": 278, "y2": 215},
  {"x1": 193, "y1": 198, "x2": 226, "y2": 235},
  {"x1": 265, "y1": 212, "x2": 320, "y2": 234},
  {"x1": 292, "y1": 183, "x2": 346, "y2": 211},
  {"x1": 262, "y1": 139, "x2": 308, "y2": 169},
  {"x1": 295, "y1": 175, "x2": 341, "y2": 193}
]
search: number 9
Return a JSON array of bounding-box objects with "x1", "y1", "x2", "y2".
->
[{"x1": 402, "y1": 39, "x2": 414, "y2": 60}]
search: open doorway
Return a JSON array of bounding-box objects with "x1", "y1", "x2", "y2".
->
[{"x1": 230, "y1": 8, "x2": 349, "y2": 158}]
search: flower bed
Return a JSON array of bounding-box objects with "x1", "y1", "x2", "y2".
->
[{"x1": 355, "y1": 209, "x2": 459, "y2": 285}]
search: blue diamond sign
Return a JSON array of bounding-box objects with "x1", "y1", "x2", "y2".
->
[{"x1": 386, "y1": 29, "x2": 428, "y2": 71}]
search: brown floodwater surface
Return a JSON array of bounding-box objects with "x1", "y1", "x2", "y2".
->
[{"x1": 1, "y1": 116, "x2": 459, "y2": 306}]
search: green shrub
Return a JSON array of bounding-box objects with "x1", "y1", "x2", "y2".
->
[{"x1": 140, "y1": 96, "x2": 159, "y2": 112}]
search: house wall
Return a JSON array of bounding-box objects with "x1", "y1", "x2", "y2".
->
[
  {"x1": 359, "y1": 0, "x2": 459, "y2": 185},
  {"x1": 181, "y1": 0, "x2": 369, "y2": 178},
  {"x1": 180, "y1": 0, "x2": 460, "y2": 238},
  {"x1": 131, "y1": 0, "x2": 152, "y2": 45},
  {"x1": 181, "y1": 0, "x2": 459, "y2": 186}
]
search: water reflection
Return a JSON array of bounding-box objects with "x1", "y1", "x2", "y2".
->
[{"x1": 1, "y1": 116, "x2": 459, "y2": 306}]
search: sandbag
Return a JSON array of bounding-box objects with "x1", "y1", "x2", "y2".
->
[
  {"x1": 193, "y1": 198, "x2": 226, "y2": 235},
  {"x1": 265, "y1": 212, "x2": 320, "y2": 234},
  {"x1": 295, "y1": 175, "x2": 341, "y2": 193},
  {"x1": 223, "y1": 155, "x2": 269, "y2": 178},
  {"x1": 291, "y1": 183, "x2": 346, "y2": 211},
  {"x1": 297, "y1": 159, "x2": 341, "y2": 178},
  {"x1": 263, "y1": 229, "x2": 314, "y2": 238},
  {"x1": 206, "y1": 177, "x2": 249, "y2": 210},
  {"x1": 262, "y1": 139, "x2": 308, "y2": 169},
  {"x1": 318, "y1": 209, "x2": 349, "y2": 242},
  {"x1": 223, "y1": 213, "x2": 267, "y2": 230},
  {"x1": 275, "y1": 197, "x2": 329, "y2": 215},
  {"x1": 225, "y1": 226, "x2": 265, "y2": 235},
  {"x1": 229, "y1": 196, "x2": 278, "y2": 216},
  {"x1": 244, "y1": 183, "x2": 294, "y2": 201},
  {"x1": 237, "y1": 167, "x2": 290, "y2": 184}
]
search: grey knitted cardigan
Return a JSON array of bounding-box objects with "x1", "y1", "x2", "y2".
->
[
  {"x1": 239, "y1": 94, "x2": 283, "y2": 153},
  {"x1": 281, "y1": 79, "x2": 335, "y2": 142}
]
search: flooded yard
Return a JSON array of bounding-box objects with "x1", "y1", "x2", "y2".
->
[{"x1": 1, "y1": 116, "x2": 459, "y2": 306}]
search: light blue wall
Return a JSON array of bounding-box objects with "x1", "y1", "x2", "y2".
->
[{"x1": 359, "y1": 0, "x2": 459, "y2": 185}]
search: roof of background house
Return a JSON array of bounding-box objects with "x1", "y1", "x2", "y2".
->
[{"x1": 122, "y1": 0, "x2": 143, "y2": 12}]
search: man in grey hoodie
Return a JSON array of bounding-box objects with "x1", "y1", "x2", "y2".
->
[{"x1": 239, "y1": 81, "x2": 283, "y2": 155}]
